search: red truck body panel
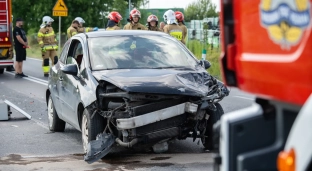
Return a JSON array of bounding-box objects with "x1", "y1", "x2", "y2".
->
[{"x1": 220, "y1": 0, "x2": 312, "y2": 106}]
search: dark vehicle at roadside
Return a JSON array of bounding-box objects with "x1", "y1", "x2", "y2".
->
[{"x1": 46, "y1": 30, "x2": 229, "y2": 163}]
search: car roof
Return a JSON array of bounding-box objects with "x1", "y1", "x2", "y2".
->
[{"x1": 85, "y1": 30, "x2": 168, "y2": 38}]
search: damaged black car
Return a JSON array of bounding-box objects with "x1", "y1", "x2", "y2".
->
[{"x1": 46, "y1": 30, "x2": 229, "y2": 164}]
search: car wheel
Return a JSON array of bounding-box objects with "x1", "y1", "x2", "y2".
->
[
  {"x1": 203, "y1": 102, "x2": 224, "y2": 150},
  {"x1": 81, "y1": 108, "x2": 105, "y2": 154},
  {"x1": 47, "y1": 95, "x2": 66, "y2": 132},
  {"x1": 0, "y1": 68, "x2": 4, "y2": 74}
]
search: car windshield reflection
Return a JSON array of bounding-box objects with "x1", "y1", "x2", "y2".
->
[{"x1": 88, "y1": 35, "x2": 198, "y2": 70}]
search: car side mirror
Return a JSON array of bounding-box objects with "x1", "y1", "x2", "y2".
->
[
  {"x1": 61, "y1": 64, "x2": 78, "y2": 76},
  {"x1": 200, "y1": 60, "x2": 211, "y2": 69}
]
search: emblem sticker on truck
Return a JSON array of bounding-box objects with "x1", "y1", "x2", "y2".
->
[{"x1": 260, "y1": 0, "x2": 311, "y2": 49}]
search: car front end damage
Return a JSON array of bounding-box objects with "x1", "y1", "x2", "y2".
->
[{"x1": 84, "y1": 71, "x2": 229, "y2": 163}]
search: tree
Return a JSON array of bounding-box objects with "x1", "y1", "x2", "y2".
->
[
  {"x1": 12, "y1": 0, "x2": 148, "y2": 34},
  {"x1": 184, "y1": 0, "x2": 218, "y2": 21}
]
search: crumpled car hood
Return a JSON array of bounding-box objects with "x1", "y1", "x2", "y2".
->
[{"x1": 92, "y1": 69, "x2": 211, "y2": 97}]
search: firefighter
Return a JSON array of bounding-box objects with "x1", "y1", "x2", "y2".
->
[
  {"x1": 147, "y1": 14, "x2": 161, "y2": 31},
  {"x1": 74, "y1": 17, "x2": 98, "y2": 33},
  {"x1": 123, "y1": 8, "x2": 147, "y2": 30},
  {"x1": 163, "y1": 10, "x2": 184, "y2": 43},
  {"x1": 37, "y1": 16, "x2": 58, "y2": 77},
  {"x1": 67, "y1": 20, "x2": 79, "y2": 39},
  {"x1": 106, "y1": 11, "x2": 122, "y2": 30},
  {"x1": 175, "y1": 11, "x2": 187, "y2": 44}
]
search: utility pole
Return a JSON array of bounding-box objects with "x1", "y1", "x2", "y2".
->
[{"x1": 129, "y1": 0, "x2": 131, "y2": 14}]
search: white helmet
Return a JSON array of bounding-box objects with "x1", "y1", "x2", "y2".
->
[
  {"x1": 163, "y1": 10, "x2": 177, "y2": 25},
  {"x1": 42, "y1": 16, "x2": 54, "y2": 24},
  {"x1": 74, "y1": 17, "x2": 85, "y2": 24}
]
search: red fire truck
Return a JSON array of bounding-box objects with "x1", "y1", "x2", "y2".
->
[
  {"x1": 215, "y1": 0, "x2": 312, "y2": 170},
  {"x1": 0, "y1": 0, "x2": 13, "y2": 74}
]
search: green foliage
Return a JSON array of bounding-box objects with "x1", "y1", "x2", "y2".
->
[
  {"x1": 12, "y1": 0, "x2": 149, "y2": 34},
  {"x1": 184, "y1": 0, "x2": 218, "y2": 21},
  {"x1": 187, "y1": 40, "x2": 221, "y2": 79}
]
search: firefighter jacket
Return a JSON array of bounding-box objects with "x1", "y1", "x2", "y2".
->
[
  {"x1": 178, "y1": 22, "x2": 187, "y2": 44},
  {"x1": 78, "y1": 26, "x2": 94, "y2": 33},
  {"x1": 37, "y1": 27, "x2": 57, "y2": 50},
  {"x1": 67, "y1": 25, "x2": 78, "y2": 39},
  {"x1": 106, "y1": 26, "x2": 121, "y2": 30},
  {"x1": 148, "y1": 26, "x2": 161, "y2": 31},
  {"x1": 163, "y1": 24, "x2": 184, "y2": 44},
  {"x1": 123, "y1": 22, "x2": 148, "y2": 30}
]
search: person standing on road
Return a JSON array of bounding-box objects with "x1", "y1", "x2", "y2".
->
[
  {"x1": 159, "y1": 22, "x2": 165, "y2": 32},
  {"x1": 147, "y1": 15, "x2": 161, "y2": 31},
  {"x1": 37, "y1": 16, "x2": 58, "y2": 77},
  {"x1": 67, "y1": 20, "x2": 79, "y2": 39},
  {"x1": 162, "y1": 10, "x2": 184, "y2": 43},
  {"x1": 75, "y1": 17, "x2": 98, "y2": 33},
  {"x1": 175, "y1": 11, "x2": 187, "y2": 44},
  {"x1": 123, "y1": 8, "x2": 147, "y2": 30},
  {"x1": 106, "y1": 11, "x2": 122, "y2": 30},
  {"x1": 13, "y1": 18, "x2": 28, "y2": 78}
]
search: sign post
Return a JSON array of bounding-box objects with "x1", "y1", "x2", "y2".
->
[{"x1": 52, "y1": 0, "x2": 68, "y2": 55}]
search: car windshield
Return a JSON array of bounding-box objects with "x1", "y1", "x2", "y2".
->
[{"x1": 88, "y1": 35, "x2": 198, "y2": 70}]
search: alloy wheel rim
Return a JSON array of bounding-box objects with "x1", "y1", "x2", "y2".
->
[
  {"x1": 48, "y1": 98, "x2": 54, "y2": 129},
  {"x1": 82, "y1": 114, "x2": 89, "y2": 153}
]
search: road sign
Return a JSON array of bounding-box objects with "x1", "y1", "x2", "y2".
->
[{"x1": 53, "y1": 0, "x2": 68, "y2": 17}]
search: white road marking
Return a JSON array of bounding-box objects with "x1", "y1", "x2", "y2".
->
[
  {"x1": 27, "y1": 57, "x2": 42, "y2": 61},
  {"x1": 233, "y1": 96, "x2": 254, "y2": 101},
  {"x1": 5, "y1": 71, "x2": 48, "y2": 86},
  {"x1": 32, "y1": 118, "x2": 49, "y2": 130}
]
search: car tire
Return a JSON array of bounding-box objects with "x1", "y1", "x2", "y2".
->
[
  {"x1": 203, "y1": 103, "x2": 224, "y2": 150},
  {"x1": 0, "y1": 68, "x2": 4, "y2": 74},
  {"x1": 47, "y1": 95, "x2": 66, "y2": 132},
  {"x1": 81, "y1": 108, "x2": 105, "y2": 154}
]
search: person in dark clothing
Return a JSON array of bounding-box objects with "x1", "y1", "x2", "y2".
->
[{"x1": 13, "y1": 18, "x2": 29, "y2": 78}]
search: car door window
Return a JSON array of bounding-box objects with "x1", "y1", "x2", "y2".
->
[
  {"x1": 60, "y1": 41, "x2": 70, "y2": 64},
  {"x1": 66, "y1": 39, "x2": 83, "y2": 72}
]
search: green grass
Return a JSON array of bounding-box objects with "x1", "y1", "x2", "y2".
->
[
  {"x1": 26, "y1": 44, "x2": 42, "y2": 59},
  {"x1": 186, "y1": 40, "x2": 221, "y2": 79}
]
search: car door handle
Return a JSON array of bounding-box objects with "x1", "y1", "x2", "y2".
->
[{"x1": 59, "y1": 77, "x2": 63, "y2": 81}]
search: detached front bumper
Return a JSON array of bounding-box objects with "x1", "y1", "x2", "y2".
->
[{"x1": 116, "y1": 102, "x2": 198, "y2": 130}]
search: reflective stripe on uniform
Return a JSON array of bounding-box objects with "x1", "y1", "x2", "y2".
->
[
  {"x1": 39, "y1": 31, "x2": 55, "y2": 37},
  {"x1": 169, "y1": 30, "x2": 183, "y2": 41},
  {"x1": 42, "y1": 66, "x2": 50, "y2": 73},
  {"x1": 43, "y1": 31, "x2": 55, "y2": 37},
  {"x1": 43, "y1": 45, "x2": 58, "y2": 50},
  {"x1": 38, "y1": 32, "x2": 44, "y2": 37}
]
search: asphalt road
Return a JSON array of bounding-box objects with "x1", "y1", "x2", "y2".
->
[{"x1": 0, "y1": 58, "x2": 255, "y2": 171}]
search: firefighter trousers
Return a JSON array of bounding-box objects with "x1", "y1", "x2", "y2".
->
[{"x1": 42, "y1": 49, "x2": 58, "y2": 74}]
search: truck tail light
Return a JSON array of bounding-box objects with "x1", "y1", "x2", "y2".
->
[
  {"x1": 0, "y1": 37, "x2": 9, "y2": 42},
  {"x1": 277, "y1": 148, "x2": 295, "y2": 171}
]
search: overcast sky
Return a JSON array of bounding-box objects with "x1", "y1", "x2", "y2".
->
[{"x1": 146, "y1": 0, "x2": 220, "y2": 11}]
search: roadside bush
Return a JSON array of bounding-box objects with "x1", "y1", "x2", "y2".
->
[{"x1": 186, "y1": 40, "x2": 221, "y2": 79}]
